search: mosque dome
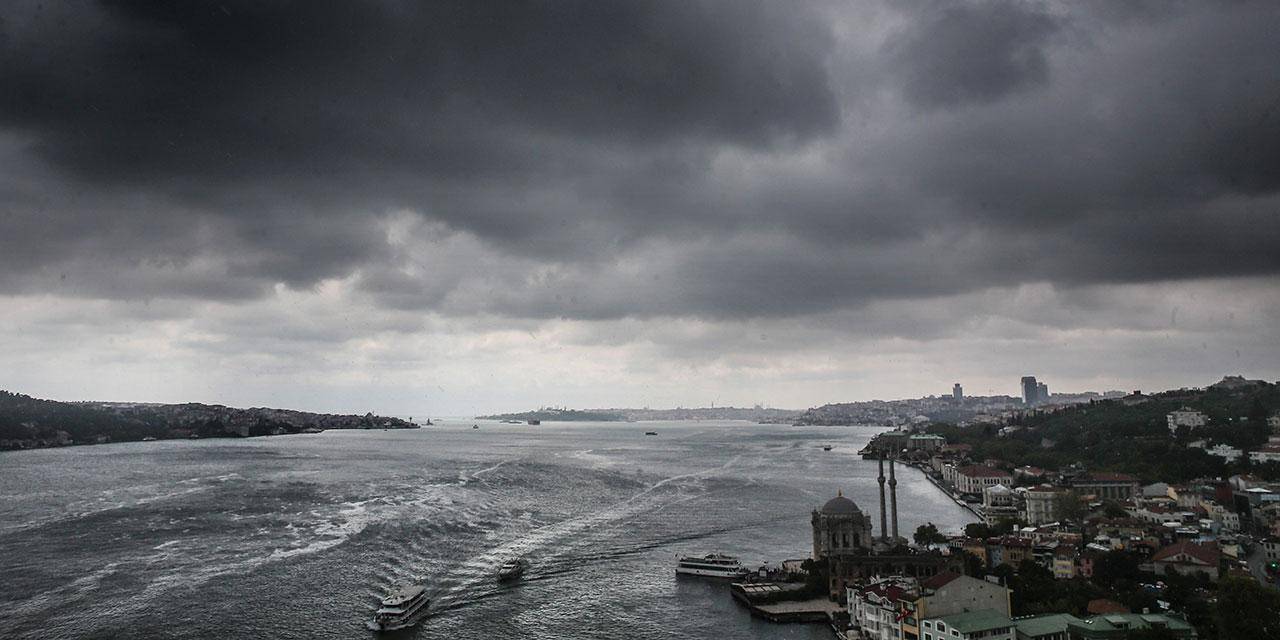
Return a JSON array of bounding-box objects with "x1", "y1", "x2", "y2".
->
[{"x1": 821, "y1": 490, "x2": 862, "y2": 514}]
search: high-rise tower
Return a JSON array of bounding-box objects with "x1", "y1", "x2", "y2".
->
[{"x1": 1021, "y1": 376, "x2": 1038, "y2": 405}]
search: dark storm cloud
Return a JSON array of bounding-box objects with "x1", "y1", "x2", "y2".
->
[
  {"x1": 1, "y1": 0, "x2": 1279, "y2": 323},
  {"x1": 885, "y1": 0, "x2": 1062, "y2": 109},
  {"x1": 2, "y1": 0, "x2": 836, "y2": 182}
]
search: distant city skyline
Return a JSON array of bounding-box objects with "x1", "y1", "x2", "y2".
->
[{"x1": 1, "y1": 2, "x2": 1278, "y2": 417}]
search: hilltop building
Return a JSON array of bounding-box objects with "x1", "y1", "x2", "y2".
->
[{"x1": 1167, "y1": 408, "x2": 1208, "y2": 434}]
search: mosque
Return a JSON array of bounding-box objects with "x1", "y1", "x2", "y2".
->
[{"x1": 811, "y1": 456, "x2": 961, "y2": 599}]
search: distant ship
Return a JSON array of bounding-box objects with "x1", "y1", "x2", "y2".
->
[
  {"x1": 822, "y1": 445, "x2": 833, "y2": 451},
  {"x1": 497, "y1": 558, "x2": 528, "y2": 582},
  {"x1": 675, "y1": 553, "x2": 750, "y2": 579},
  {"x1": 527, "y1": 419, "x2": 541, "y2": 425},
  {"x1": 370, "y1": 583, "x2": 429, "y2": 631},
  {"x1": 645, "y1": 431, "x2": 658, "y2": 436}
]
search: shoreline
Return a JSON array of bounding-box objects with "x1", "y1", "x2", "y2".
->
[{"x1": 904, "y1": 460, "x2": 984, "y2": 521}]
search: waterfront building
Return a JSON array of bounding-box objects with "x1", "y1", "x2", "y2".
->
[
  {"x1": 847, "y1": 577, "x2": 914, "y2": 640},
  {"x1": 908, "y1": 434, "x2": 946, "y2": 453},
  {"x1": 920, "y1": 609, "x2": 1015, "y2": 640},
  {"x1": 812, "y1": 491, "x2": 875, "y2": 559},
  {"x1": 816, "y1": 458, "x2": 960, "y2": 599},
  {"x1": 1166, "y1": 408, "x2": 1208, "y2": 434},
  {"x1": 955, "y1": 465, "x2": 1013, "y2": 496},
  {"x1": 981, "y1": 485, "x2": 1020, "y2": 525}
]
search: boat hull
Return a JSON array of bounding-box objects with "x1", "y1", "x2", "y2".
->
[{"x1": 675, "y1": 567, "x2": 749, "y2": 579}]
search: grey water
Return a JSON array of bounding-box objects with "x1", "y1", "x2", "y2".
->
[{"x1": 0, "y1": 421, "x2": 975, "y2": 639}]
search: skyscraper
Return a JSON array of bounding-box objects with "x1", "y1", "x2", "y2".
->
[
  {"x1": 1021, "y1": 376, "x2": 1038, "y2": 405},
  {"x1": 1037, "y1": 382, "x2": 1049, "y2": 403},
  {"x1": 953, "y1": 383, "x2": 963, "y2": 400}
]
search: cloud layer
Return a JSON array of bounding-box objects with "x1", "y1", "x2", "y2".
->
[{"x1": 1, "y1": 0, "x2": 1278, "y2": 411}]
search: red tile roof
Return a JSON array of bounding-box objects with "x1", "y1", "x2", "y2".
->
[
  {"x1": 863, "y1": 584, "x2": 907, "y2": 602},
  {"x1": 1087, "y1": 599, "x2": 1130, "y2": 615},
  {"x1": 920, "y1": 571, "x2": 961, "y2": 590},
  {"x1": 1152, "y1": 541, "x2": 1220, "y2": 566}
]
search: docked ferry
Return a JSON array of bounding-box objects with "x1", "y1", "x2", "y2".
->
[
  {"x1": 675, "y1": 553, "x2": 750, "y2": 579},
  {"x1": 370, "y1": 584, "x2": 430, "y2": 631}
]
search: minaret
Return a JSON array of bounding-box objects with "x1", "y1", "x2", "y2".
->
[
  {"x1": 877, "y1": 455, "x2": 888, "y2": 541},
  {"x1": 889, "y1": 456, "x2": 900, "y2": 542}
]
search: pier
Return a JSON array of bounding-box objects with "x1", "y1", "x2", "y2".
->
[{"x1": 729, "y1": 583, "x2": 842, "y2": 623}]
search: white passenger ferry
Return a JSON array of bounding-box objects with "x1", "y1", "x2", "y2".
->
[
  {"x1": 370, "y1": 583, "x2": 430, "y2": 631},
  {"x1": 675, "y1": 553, "x2": 750, "y2": 578}
]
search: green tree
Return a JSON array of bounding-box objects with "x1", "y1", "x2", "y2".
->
[
  {"x1": 1055, "y1": 491, "x2": 1086, "y2": 523},
  {"x1": 965, "y1": 522, "x2": 994, "y2": 538},
  {"x1": 1215, "y1": 577, "x2": 1280, "y2": 640},
  {"x1": 914, "y1": 522, "x2": 947, "y2": 546},
  {"x1": 1091, "y1": 551, "x2": 1141, "y2": 590},
  {"x1": 1102, "y1": 500, "x2": 1129, "y2": 518}
]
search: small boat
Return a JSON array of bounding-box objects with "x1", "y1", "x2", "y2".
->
[
  {"x1": 472, "y1": 424, "x2": 480, "y2": 429},
  {"x1": 497, "y1": 558, "x2": 529, "y2": 582},
  {"x1": 675, "y1": 553, "x2": 750, "y2": 579},
  {"x1": 527, "y1": 419, "x2": 541, "y2": 425},
  {"x1": 822, "y1": 445, "x2": 833, "y2": 451},
  {"x1": 644, "y1": 431, "x2": 658, "y2": 436},
  {"x1": 370, "y1": 583, "x2": 430, "y2": 631}
]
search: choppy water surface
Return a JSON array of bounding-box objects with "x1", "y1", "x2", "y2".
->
[{"x1": 0, "y1": 421, "x2": 974, "y2": 639}]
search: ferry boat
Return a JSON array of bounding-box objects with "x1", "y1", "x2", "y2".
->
[
  {"x1": 822, "y1": 445, "x2": 833, "y2": 451},
  {"x1": 371, "y1": 584, "x2": 430, "y2": 631},
  {"x1": 497, "y1": 558, "x2": 528, "y2": 581},
  {"x1": 645, "y1": 431, "x2": 658, "y2": 436},
  {"x1": 675, "y1": 553, "x2": 750, "y2": 579}
]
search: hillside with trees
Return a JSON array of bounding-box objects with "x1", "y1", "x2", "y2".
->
[
  {"x1": 0, "y1": 390, "x2": 417, "y2": 450},
  {"x1": 927, "y1": 377, "x2": 1280, "y2": 482}
]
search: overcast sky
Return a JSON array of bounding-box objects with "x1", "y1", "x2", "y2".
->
[{"x1": 2, "y1": 1, "x2": 1278, "y2": 416}]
